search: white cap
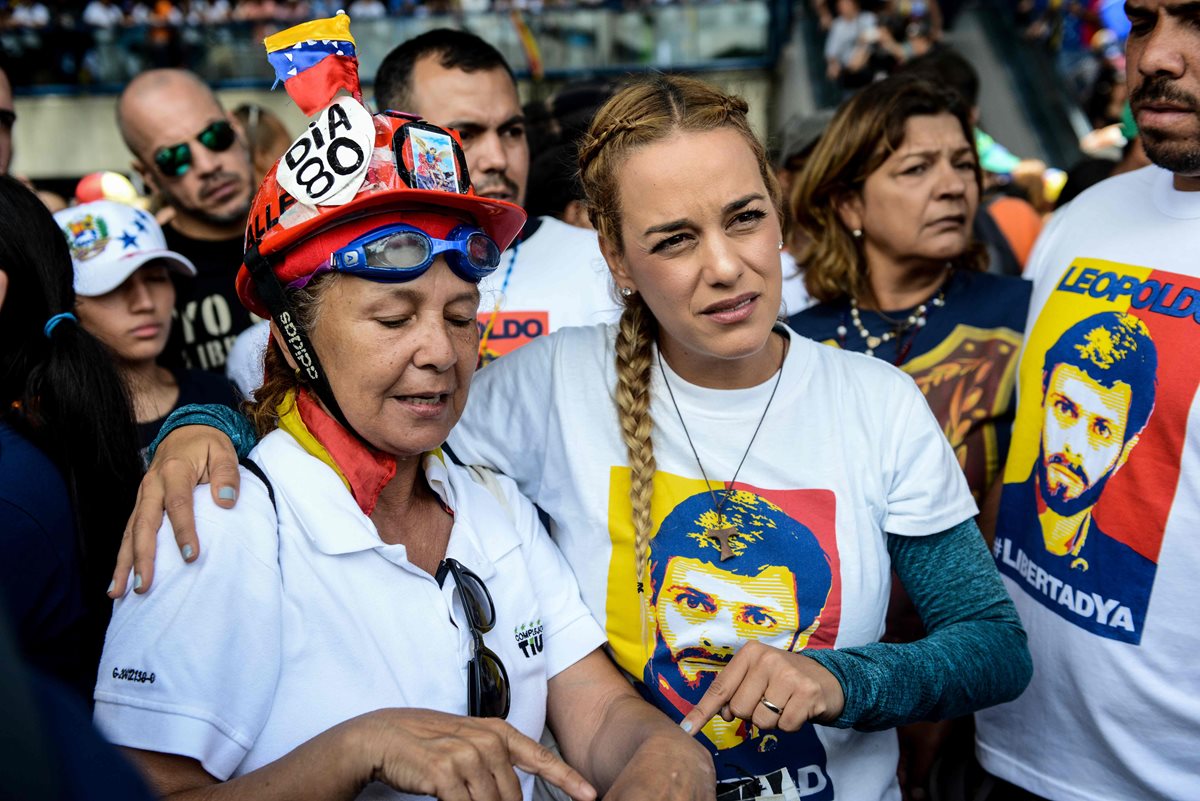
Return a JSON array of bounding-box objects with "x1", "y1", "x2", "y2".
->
[{"x1": 54, "y1": 200, "x2": 197, "y2": 297}]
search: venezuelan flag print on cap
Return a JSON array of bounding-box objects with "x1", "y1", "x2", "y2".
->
[{"x1": 264, "y1": 12, "x2": 361, "y2": 116}]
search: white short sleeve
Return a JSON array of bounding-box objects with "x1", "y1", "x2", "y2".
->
[
  {"x1": 451, "y1": 332, "x2": 560, "y2": 500},
  {"x1": 883, "y1": 378, "x2": 978, "y2": 536},
  {"x1": 500, "y1": 474, "x2": 606, "y2": 678},
  {"x1": 93, "y1": 474, "x2": 281, "y2": 780}
]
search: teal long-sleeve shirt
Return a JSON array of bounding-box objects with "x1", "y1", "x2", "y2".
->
[{"x1": 150, "y1": 404, "x2": 1032, "y2": 731}]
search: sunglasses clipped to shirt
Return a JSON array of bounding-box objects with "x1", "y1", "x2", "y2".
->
[
  {"x1": 153, "y1": 119, "x2": 237, "y2": 178},
  {"x1": 317, "y1": 222, "x2": 501, "y2": 287},
  {"x1": 438, "y1": 558, "x2": 511, "y2": 719}
]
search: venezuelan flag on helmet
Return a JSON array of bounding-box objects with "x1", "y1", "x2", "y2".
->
[{"x1": 264, "y1": 12, "x2": 361, "y2": 116}]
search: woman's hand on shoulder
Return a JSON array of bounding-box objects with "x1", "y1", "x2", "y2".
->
[
  {"x1": 110, "y1": 424, "x2": 242, "y2": 598},
  {"x1": 679, "y1": 641, "x2": 845, "y2": 735},
  {"x1": 604, "y1": 732, "x2": 716, "y2": 801},
  {"x1": 350, "y1": 709, "x2": 597, "y2": 801}
]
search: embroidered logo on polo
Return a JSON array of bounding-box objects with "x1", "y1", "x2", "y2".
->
[
  {"x1": 996, "y1": 258, "x2": 1200, "y2": 644},
  {"x1": 514, "y1": 619, "x2": 544, "y2": 658}
]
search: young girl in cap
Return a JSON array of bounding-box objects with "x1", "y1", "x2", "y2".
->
[{"x1": 55, "y1": 200, "x2": 239, "y2": 453}]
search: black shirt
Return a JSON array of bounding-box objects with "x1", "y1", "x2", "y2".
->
[
  {"x1": 136, "y1": 368, "x2": 241, "y2": 453},
  {"x1": 163, "y1": 225, "x2": 256, "y2": 373}
]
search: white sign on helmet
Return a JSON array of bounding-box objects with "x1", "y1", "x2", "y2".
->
[{"x1": 277, "y1": 96, "x2": 374, "y2": 207}]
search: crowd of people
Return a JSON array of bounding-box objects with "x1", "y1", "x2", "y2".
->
[{"x1": 1, "y1": 0, "x2": 1199, "y2": 798}]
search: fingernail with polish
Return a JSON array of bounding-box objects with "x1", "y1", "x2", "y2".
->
[
  {"x1": 106, "y1": 580, "x2": 115, "y2": 595},
  {"x1": 181, "y1": 544, "x2": 195, "y2": 560},
  {"x1": 680, "y1": 720, "x2": 693, "y2": 733},
  {"x1": 219, "y1": 486, "x2": 237, "y2": 501},
  {"x1": 133, "y1": 573, "x2": 143, "y2": 591}
]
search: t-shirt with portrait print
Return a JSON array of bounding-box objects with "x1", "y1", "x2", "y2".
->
[
  {"x1": 975, "y1": 165, "x2": 1200, "y2": 801},
  {"x1": 449, "y1": 323, "x2": 976, "y2": 801}
]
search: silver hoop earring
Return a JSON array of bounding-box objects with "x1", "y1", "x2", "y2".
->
[{"x1": 620, "y1": 286, "x2": 634, "y2": 298}]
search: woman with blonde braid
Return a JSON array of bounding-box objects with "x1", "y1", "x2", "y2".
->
[{"x1": 113, "y1": 75, "x2": 1031, "y2": 801}]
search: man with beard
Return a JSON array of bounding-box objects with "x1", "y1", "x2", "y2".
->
[
  {"x1": 645, "y1": 491, "x2": 835, "y2": 801},
  {"x1": 998, "y1": 312, "x2": 1158, "y2": 632},
  {"x1": 975, "y1": 0, "x2": 1200, "y2": 798},
  {"x1": 117, "y1": 70, "x2": 256, "y2": 374}
]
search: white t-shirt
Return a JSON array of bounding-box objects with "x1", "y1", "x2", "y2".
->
[
  {"x1": 226, "y1": 319, "x2": 270, "y2": 400},
  {"x1": 477, "y1": 216, "x2": 619, "y2": 362},
  {"x1": 94, "y1": 430, "x2": 604, "y2": 798},
  {"x1": 975, "y1": 166, "x2": 1200, "y2": 801},
  {"x1": 780, "y1": 250, "x2": 811, "y2": 315},
  {"x1": 450, "y1": 323, "x2": 976, "y2": 801}
]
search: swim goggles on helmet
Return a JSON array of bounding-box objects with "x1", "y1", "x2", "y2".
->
[{"x1": 296, "y1": 222, "x2": 501, "y2": 288}]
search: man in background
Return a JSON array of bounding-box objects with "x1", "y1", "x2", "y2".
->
[{"x1": 117, "y1": 69, "x2": 256, "y2": 373}]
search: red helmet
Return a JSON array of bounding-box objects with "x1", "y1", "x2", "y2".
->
[{"x1": 237, "y1": 102, "x2": 526, "y2": 317}]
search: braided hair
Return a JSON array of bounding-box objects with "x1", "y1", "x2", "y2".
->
[{"x1": 577, "y1": 75, "x2": 782, "y2": 648}]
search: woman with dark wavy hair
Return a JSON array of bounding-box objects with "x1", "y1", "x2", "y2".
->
[{"x1": 0, "y1": 175, "x2": 143, "y2": 698}]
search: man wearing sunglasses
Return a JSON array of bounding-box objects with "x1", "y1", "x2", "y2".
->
[
  {"x1": 116, "y1": 69, "x2": 256, "y2": 376},
  {"x1": 0, "y1": 65, "x2": 14, "y2": 177}
]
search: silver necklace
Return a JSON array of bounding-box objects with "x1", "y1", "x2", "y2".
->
[
  {"x1": 838, "y1": 289, "x2": 946, "y2": 357},
  {"x1": 656, "y1": 333, "x2": 787, "y2": 561}
]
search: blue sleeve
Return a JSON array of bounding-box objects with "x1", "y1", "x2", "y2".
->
[
  {"x1": 146, "y1": 403, "x2": 258, "y2": 462},
  {"x1": 804, "y1": 519, "x2": 1031, "y2": 731}
]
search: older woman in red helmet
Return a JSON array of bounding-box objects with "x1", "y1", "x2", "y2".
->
[{"x1": 91, "y1": 101, "x2": 713, "y2": 801}]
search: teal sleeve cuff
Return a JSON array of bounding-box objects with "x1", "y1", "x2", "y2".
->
[
  {"x1": 805, "y1": 519, "x2": 1031, "y2": 731},
  {"x1": 146, "y1": 404, "x2": 258, "y2": 464}
]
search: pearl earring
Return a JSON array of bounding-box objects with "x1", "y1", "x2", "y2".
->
[{"x1": 852, "y1": 228, "x2": 863, "y2": 239}]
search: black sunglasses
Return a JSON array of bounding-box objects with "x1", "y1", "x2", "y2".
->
[
  {"x1": 0, "y1": 109, "x2": 14, "y2": 129},
  {"x1": 153, "y1": 119, "x2": 236, "y2": 178},
  {"x1": 438, "y1": 558, "x2": 511, "y2": 719}
]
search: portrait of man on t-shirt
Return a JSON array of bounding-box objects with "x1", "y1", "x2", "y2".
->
[
  {"x1": 1029, "y1": 313, "x2": 1157, "y2": 569},
  {"x1": 642, "y1": 490, "x2": 836, "y2": 800},
  {"x1": 997, "y1": 311, "x2": 1160, "y2": 641}
]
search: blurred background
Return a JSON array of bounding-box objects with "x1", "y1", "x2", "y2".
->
[{"x1": 0, "y1": 0, "x2": 1132, "y2": 208}]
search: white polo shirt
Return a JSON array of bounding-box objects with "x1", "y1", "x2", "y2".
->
[{"x1": 94, "y1": 429, "x2": 605, "y2": 798}]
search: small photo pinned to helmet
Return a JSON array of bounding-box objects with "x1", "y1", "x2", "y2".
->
[
  {"x1": 407, "y1": 128, "x2": 460, "y2": 193},
  {"x1": 277, "y1": 96, "x2": 374, "y2": 208}
]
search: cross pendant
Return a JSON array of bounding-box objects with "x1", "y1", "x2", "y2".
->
[{"x1": 706, "y1": 526, "x2": 738, "y2": 561}]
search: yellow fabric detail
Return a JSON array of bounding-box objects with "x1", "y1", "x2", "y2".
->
[
  {"x1": 275, "y1": 389, "x2": 352, "y2": 494},
  {"x1": 264, "y1": 14, "x2": 355, "y2": 52}
]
